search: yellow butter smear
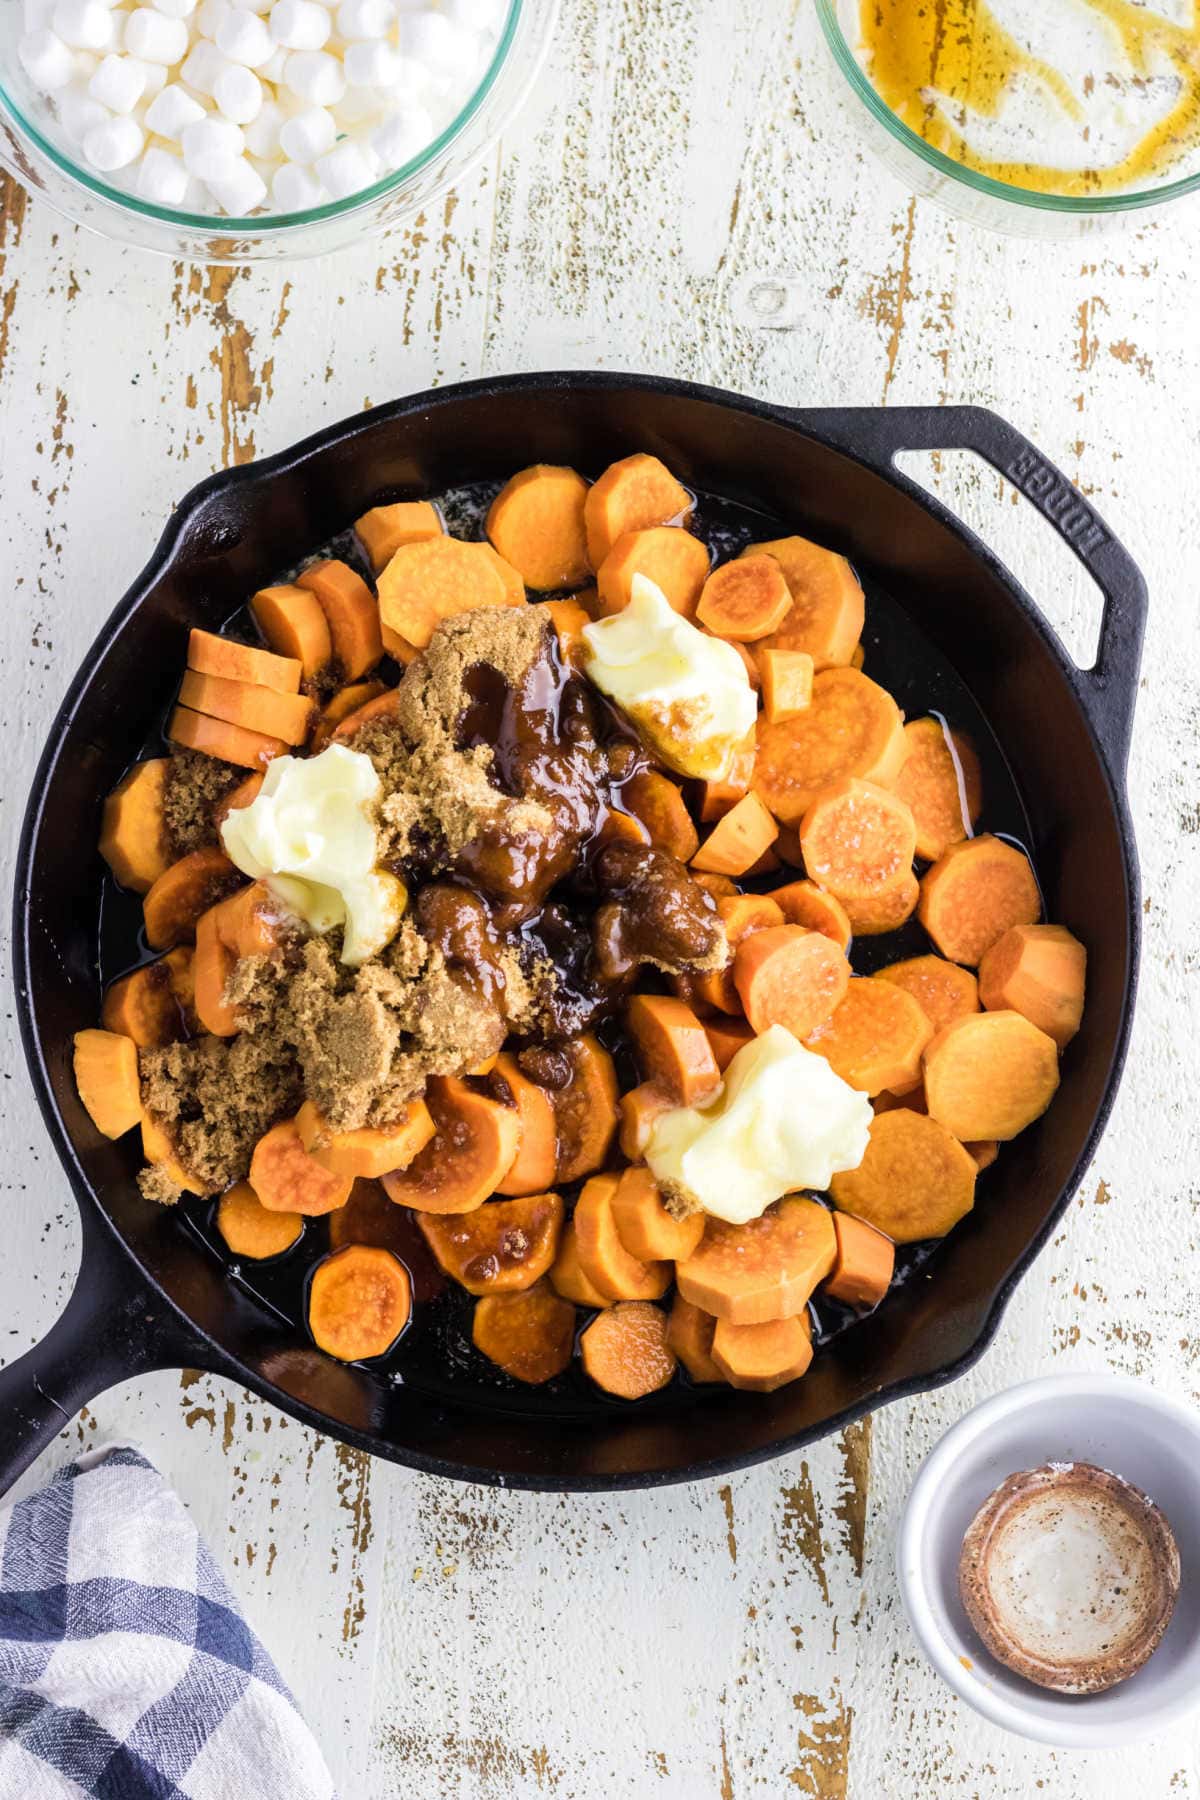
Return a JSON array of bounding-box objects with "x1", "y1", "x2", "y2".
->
[{"x1": 859, "y1": 0, "x2": 1200, "y2": 195}]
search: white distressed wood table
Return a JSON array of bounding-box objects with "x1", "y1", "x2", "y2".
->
[{"x1": 3, "y1": 2, "x2": 1200, "y2": 1791}]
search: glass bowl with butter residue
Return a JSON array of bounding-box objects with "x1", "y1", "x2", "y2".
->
[{"x1": 815, "y1": 0, "x2": 1200, "y2": 234}]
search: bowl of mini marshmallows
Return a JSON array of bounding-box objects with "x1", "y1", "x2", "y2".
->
[{"x1": 0, "y1": 0, "x2": 553, "y2": 259}]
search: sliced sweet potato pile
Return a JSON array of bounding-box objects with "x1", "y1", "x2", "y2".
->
[
  {"x1": 805, "y1": 976, "x2": 932, "y2": 1096},
  {"x1": 676, "y1": 1197, "x2": 837, "y2": 1324},
  {"x1": 309, "y1": 1244, "x2": 411, "y2": 1361},
  {"x1": 216, "y1": 1180, "x2": 303, "y2": 1259},
  {"x1": 143, "y1": 848, "x2": 241, "y2": 951},
  {"x1": 328, "y1": 1178, "x2": 415, "y2": 1255},
  {"x1": 417, "y1": 1191, "x2": 564, "y2": 1296},
  {"x1": 694, "y1": 892, "x2": 783, "y2": 1013},
  {"x1": 549, "y1": 1223, "x2": 612, "y2": 1309},
  {"x1": 711, "y1": 1312, "x2": 813, "y2": 1392},
  {"x1": 612, "y1": 1165, "x2": 705, "y2": 1263},
  {"x1": 309, "y1": 680, "x2": 387, "y2": 754},
  {"x1": 584, "y1": 453, "x2": 692, "y2": 569},
  {"x1": 692, "y1": 791, "x2": 779, "y2": 877},
  {"x1": 573, "y1": 1173, "x2": 671, "y2": 1302},
  {"x1": 187, "y1": 627, "x2": 301, "y2": 694},
  {"x1": 699, "y1": 726, "x2": 756, "y2": 823},
  {"x1": 250, "y1": 1118, "x2": 353, "y2": 1216},
  {"x1": 894, "y1": 717, "x2": 983, "y2": 862},
  {"x1": 547, "y1": 1035, "x2": 619, "y2": 1184},
  {"x1": 829, "y1": 1108, "x2": 976, "y2": 1242},
  {"x1": 169, "y1": 706, "x2": 287, "y2": 772},
  {"x1": 356, "y1": 499, "x2": 443, "y2": 571},
  {"x1": 381, "y1": 1075, "x2": 522, "y2": 1214},
  {"x1": 841, "y1": 873, "x2": 920, "y2": 937},
  {"x1": 102, "y1": 951, "x2": 192, "y2": 1048},
  {"x1": 178, "y1": 669, "x2": 315, "y2": 747},
  {"x1": 581, "y1": 1301, "x2": 677, "y2": 1399},
  {"x1": 626, "y1": 994, "x2": 721, "y2": 1106},
  {"x1": 918, "y1": 834, "x2": 1041, "y2": 967},
  {"x1": 798, "y1": 777, "x2": 917, "y2": 902},
  {"x1": 742, "y1": 536, "x2": 864, "y2": 669},
  {"x1": 824, "y1": 1212, "x2": 895, "y2": 1308},
  {"x1": 72, "y1": 1028, "x2": 141, "y2": 1139},
  {"x1": 758, "y1": 648, "x2": 814, "y2": 723},
  {"x1": 492, "y1": 1052, "x2": 559, "y2": 1196},
  {"x1": 473, "y1": 1280, "x2": 576, "y2": 1384},
  {"x1": 666, "y1": 1296, "x2": 722, "y2": 1383},
  {"x1": 622, "y1": 770, "x2": 700, "y2": 862},
  {"x1": 874, "y1": 954, "x2": 979, "y2": 1034},
  {"x1": 295, "y1": 1095, "x2": 436, "y2": 1178},
  {"x1": 618, "y1": 1082, "x2": 675, "y2": 1160},
  {"x1": 141, "y1": 1111, "x2": 205, "y2": 1195},
  {"x1": 703, "y1": 1015, "x2": 755, "y2": 1072},
  {"x1": 734, "y1": 924, "x2": 850, "y2": 1041},
  {"x1": 696, "y1": 554, "x2": 791, "y2": 642},
  {"x1": 100, "y1": 759, "x2": 171, "y2": 893},
  {"x1": 977, "y1": 923, "x2": 1086, "y2": 1049},
  {"x1": 486, "y1": 464, "x2": 590, "y2": 590},
  {"x1": 376, "y1": 536, "x2": 511, "y2": 650},
  {"x1": 768, "y1": 879, "x2": 852, "y2": 953},
  {"x1": 753, "y1": 668, "x2": 906, "y2": 826},
  {"x1": 923, "y1": 1009, "x2": 1060, "y2": 1141},
  {"x1": 249, "y1": 583, "x2": 332, "y2": 681},
  {"x1": 297, "y1": 558, "x2": 383, "y2": 681}
]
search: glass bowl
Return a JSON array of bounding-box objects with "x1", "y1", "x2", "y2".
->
[
  {"x1": 0, "y1": 0, "x2": 555, "y2": 262},
  {"x1": 814, "y1": 0, "x2": 1200, "y2": 236}
]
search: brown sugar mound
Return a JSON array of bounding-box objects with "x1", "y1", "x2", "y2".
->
[
  {"x1": 162, "y1": 749, "x2": 243, "y2": 857},
  {"x1": 139, "y1": 1027, "x2": 303, "y2": 1199}
]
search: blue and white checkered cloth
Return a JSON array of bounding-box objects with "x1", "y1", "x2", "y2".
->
[{"x1": 0, "y1": 1445, "x2": 334, "y2": 1799}]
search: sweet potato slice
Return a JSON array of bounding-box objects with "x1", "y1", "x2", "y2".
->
[
  {"x1": 548, "y1": 1035, "x2": 619, "y2": 1184},
  {"x1": 666, "y1": 1296, "x2": 722, "y2": 1383},
  {"x1": 805, "y1": 977, "x2": 932, "y2": 1096},
  {"x1": 492, "y1": 1053, "x2": 559, "y2": 1196},
  {"x1": 978, "y1": 923, "x2": 1086, "y2": 1049},
  {"x1": 758, "y1": 648, "x2": 814, "y2": 723},
  {"x1": 693, "y1": 892, "x2": 783, "y2": 1013},
  {"x1": 417, "y1": 1191, "x2": 564, "y2": 1296},
  {"x1": 894, "y1": 717, "x2": 983, "y2": 862},
  {"x1": 188, "y1": 628, "x2": 300, "y2": 694},
  {"x1": 542, "y1": 597, "x2": 592, "y2": 666},
  {"x1": 250, "y1": 1119, "x2": 353, "y2": 1216},
  {"x1": 249, "y1": 583, "x2": 332, "y2": 681},
  {"x1": 743, "y1": 536, "x2": 864, "y2": 669},
  {"x1": 143, "y1": 848, "x2": 241, "y2": 950},
  {"x1": 100, "y1": 759, "x2": 171, "y2": 894},
  {"x1": 473, "y1": 1280, "x2": 575, "y2": 1384},
  {"x1": 768, "y1": 879, "x2": 852, "y2": 952},
  {"x1": 699, "y1": 726, "x2": 756, "y2": 823},
  {"x1": 692, "y1": 872, "x2": 739, "y2": 900},
  {"x1": 309, "y1": 1244, "x2": 411, "y2": 1361},
  {"x1": 102, "y1": 953, "x2": 192, "y2": 1048},
  {"x1": 330, "y1": 688, "x2": 401, "y2": 744},
  {"x1": 704, "y1": 1016, "x2": 755, "y2": 1072},
  {"x1": 874, "y1": 954, "x2": 979, "y2": 1034},
  {"x1": 968, "y1": 1139, "x2": 999, "y2": 1171},
  {"x1": 711, "y1": 1313, "x2": 813, "y2": 1393},
  {"x1": 169, "y1": 705, "x2": 287, "y2": 771},
  {"x1": 216, "y1": 1180, "x2": 303, "y2": 1259},
  {"x1": 295, "y1": 1096, "x2": 436, "y2": 1178},
  {"x1": 923, "y1": 1009, "x2": 1060, "y2": 1140},
  {"x1": 829, "y1": 1108, "x2": 976, "y2": 1242},
  {"x1": 356, "y1": 499, "x2": 443, "y2": 571},
  {"x1": 734, "y1": 924, "x2": 850, "y2": 1041},
  {"x1": 141, "y1": 1112, "x2": 205, "y2": 1196},
  {"x1": 486, "y1": 464, "x2": 590, "y2": 590},
  {"x1": 841, "y1": 873, "x2": 920, "y2": 937},
  {"x1": 581, "y1": 1301, "x2": 677, "y2": 1399},
  {"x1": 574, "y1": 1173, "x2": 671, "y2": 1303},
  {"x1": 618, "y1": 1083, "x2": 675, "y2": 1160},
  {"x1": 297, "y1": 558, "x2": 383, "y2": 681},
  {"x1": 622, "y1": 770, "x2": 700, "y2": 862},
  {"x1": 328, "y1": 1178, "x2": 415, "y2": 1255},
  {"x1": 626, "y1": 994, "x2": 721, "y2": 1106},
  {"x1": 753, "y1": 668, "x2": 906, "y2": 827},
  {"x1": 309, "y1": 681, "x2": 387, "y2": 754},
  {"x1": 381, "y1": 1074, "x2": 522, "y2": 1214},
  {"x1": 798, "y1": 777, "x2": 917, "y2": 902},
  {"x1": 919, "y1": 835, "x2": 1041, "y2": 966},
  {"x1": 597, "y1": 809, "x2": 652, "y2": 852},
  {"x1": 596, "y1": 526, "x2": 710, "y2": 617},
  {"x1": 584, "y1": 453, "x2": 692, "y2": 569},
  {"x1": 73, "y1": 1029, "x2": 141, "y2": 1139},
  {"x1": 692, "y1": 791, "x2": 779, "y2": 877},
  {"x1": 824, "y1": 1212, "x2": 895, "y2": 1308},
  {"x1": 676, "y1": 1198, "x2": 836, "y2": 1325},
  {"x1": 376, "y1": 536, "x2": 510, "y2": 650},
  {"x1": 612, "y1": 1165, "x2": 705, "y2": 1262},
  {"x1": 193, "y1": 904, "x2": 238, "y2": 1037},
  {"x1": 381, "y1": 623, "x2": 420, "y2": 664},
  {"x1": 696, "y1": 554, "x2": 791, "y2": 642},
  {"x1": 177, "y1": 669, "x2": 315, "y2": 747},
  {"x1": 549, "y1": 1223, "x2": 612, "y2": 1308}
]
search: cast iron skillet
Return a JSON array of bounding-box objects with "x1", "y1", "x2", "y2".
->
[{"x1": 1, "y1": 373, "x2": 1146, "y2": 1495}]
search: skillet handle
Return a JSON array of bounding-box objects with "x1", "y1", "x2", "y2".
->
[{"x1": 788, "y1": 403, "x2": 1148, "y2": 773}]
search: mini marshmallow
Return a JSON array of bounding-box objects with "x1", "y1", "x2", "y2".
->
[
  {"x1": 214, "y1": 61, "x2": 263, "y2": 119},
  {"x1": 195, "y1": 0, "x2": 231, "y2": 35},
  {"x1": 371, "y1": 103, "x2": 432, "y2": 167},
  {"x1": 56, "y1": 88, "x2": 114, "y2": 141},
  {"x1": 335, "y1": 0, "x2": 393, "y2": 36},
  {"x1": 313, "y1": 135, "x2": 373, "y2": 197},
  {"x1": 397, "y1": 9, "x2": 464, "y2": 69},
  {"x1": 228, "y1": 0, "x2": 271, "y2": 10},
  {"x1": 179, "y1": 38, "x2": 230, "y2": 89},
  {"x1": 343, "y1": 38, "x2": 401, "y2": 87},
  {"x1": 180, "y1": 110, "x2": 244, "y2": 177},
  {"x1": 82, "y1": 112, "x2": 145, "y2": 167},
  {"x1": 144, "y1": 79, "x2": 207, "y2": 134},
  {"x1": 17, "y1": 28, "x2": 76, "y2": 90},
  {"x1": 52, "y1": 0, "x2": 117, "y2": 50},
  {"x1": 281, "y1": 47, "x2": 344, "y2": 103},
  {"x1": 258, "y1": 44, "x2": 289, "y2": 79},
  {"x1": 277, "y1": 100, "x2": 335, "y2": 158},
  {"x1": 89, "y1": 51, "x2": 148, "y2": 111},
  {"x1": 215, "y1": 6, "x2": 273, "y2": 64},
  {"x1": 331, "y1": 82, "x2": 384, "y2": 123},
  {"x1": 140, "y1": 59, "x2": 170, "y2": 96},
  {"x1": 136, "y1": 143, "x2": 190, "y2": 200},
  {"x1": 206, "y1": 153, "x2": 267, "y2": 211},
  {"x1": 241, "y1": 93, "x2": 284, "y2": 153},
  {"x1": 124, "y1": 6, "x2": 191, "y2": 61},
  {"x1": 269, "y1": 0, "x2": 331, "y2": 50},
  {"x1": 271, "y1": 158, "x2": 323, "y2": 208},
  {"x1": 153, "y1": 0, "x2": 199, "y2": 16}
]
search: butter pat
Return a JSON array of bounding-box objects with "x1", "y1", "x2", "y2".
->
[
  {"x1": 581, "y1": 573, "x2": 757, "y2": 780},
  {"x1": 646, "y1": 1025, "x2": 872, "y2": 1225},
  {"x1": 220, "y1": 743, "x2": 406, "y2": 966}
]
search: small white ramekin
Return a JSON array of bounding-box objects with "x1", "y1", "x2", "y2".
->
[{"x1": 896, "y1": 1372, "x2": 1200, "y2": 1748}]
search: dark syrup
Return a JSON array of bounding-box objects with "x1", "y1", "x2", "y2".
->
[{"x1": 97, "y1": 480, "x2": 1038, "y2": 1418}]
